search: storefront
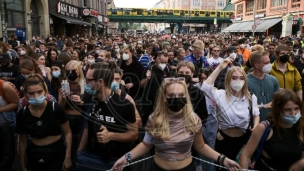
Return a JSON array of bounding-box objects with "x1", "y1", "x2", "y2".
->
[
  {"x1": 49, "y1": 1, "x2": 91, "y2": 37},
  {"x1": 81, "y1": 8, "x2": 99, "y2": 37}
]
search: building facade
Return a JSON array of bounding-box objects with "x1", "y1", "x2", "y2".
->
[
  {"x1": 48, "y1": 0, "x2": 112, "y2": 37},
  {"x1": 0, "y1": 0, "x2": 50, "y2": 42},
  {"x1": 230, "y1": 0, "x2": 304, "y2": 36}
]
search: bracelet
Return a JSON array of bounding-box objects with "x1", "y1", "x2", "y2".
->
[
  {"x1": 217, "y1": 154, "x2": 223, "y2": 164},
  {"x1": 220, "y1": 155, "x2": 226, "y2": 166},
  {"x1": 125, "y1": 152, "x2": 132, "y2": 164}
]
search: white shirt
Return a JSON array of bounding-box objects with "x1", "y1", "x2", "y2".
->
[
  {"x1": 207, "y1": 57, "x2": 223, "y2": 70},
  {"x1": 201, "y1": 83, "x2": 259, "y2": 132}
]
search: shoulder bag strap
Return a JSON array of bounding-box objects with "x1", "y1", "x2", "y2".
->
[
  {"x1": 248, "y1": 93, "x2": 254, "y2": 129},
  {"x1": 255, "y1": 121, "x2": 271, "y2": 160}
]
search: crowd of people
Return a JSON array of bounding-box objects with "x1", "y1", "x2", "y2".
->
[{"x1": 0, "y1": 32, "x2": 304, "y2": 171}]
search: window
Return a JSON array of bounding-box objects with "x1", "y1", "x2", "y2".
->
[
  {"x1": 178, "y1": 0, "x2": 181, "y2": 6},
  {"x1": 193, "y1": 0, "x2": 200, "y2": 6},
  {"x1": 246, "y1": 0, "x2": 254, "y2": 12},
  {"x1": 184, "y1": 0, "x2": 188, "y2": 5},
  {"x1": 257, "y1": 0, "x2": 266, "y2": 9},
  {"x1": 7, "y1": 11, "x2": 24, "y2": 28},
  {"x1": 6, "y1": 0, "x2": 24, "y2": 11},
  {"x1": 83, "y1": 0, "x2": 87, "y2": 7},
  {"x1": 218, "y1": 1, "x2": 224, "y2": 7},
  {"x1": 271, "y1": 0, "x2": 287, "y2": 7},
  {"x1": 208, "y1": 2, "x2": 210, "y2": 6},
  {"x1": 237, "y1": 4, "x2": 243, "y2": 14},
  {"x1": 204, "y1": 2, "x2": 207, "y2": 6},
  {"x1": 212, "y1": 2, "x2": 215, "y2": 6}
]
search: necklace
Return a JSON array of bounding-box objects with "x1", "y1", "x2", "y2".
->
[{"x1": 89, "y1": 92, "x2": 113, "y2": 118}]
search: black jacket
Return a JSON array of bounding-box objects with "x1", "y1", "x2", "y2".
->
[
  {"x1": 0, "y1": 116, "x2": 15, "y2": 171},
  {"x1": 189, "y1": 83, "x2": 208, "y2": 125}
]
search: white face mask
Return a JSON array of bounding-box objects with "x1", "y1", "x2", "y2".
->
[
  {"x1": 95, "y1": 50, "x2": 100, "y2": 54},
  {"x1": 87, "y1": 59, "x2": 95, "y2": 65},
  {"x1": 230, "y1": 80, "x2": 245, "y2": 92},
  {"x1": 20, "y1": 50, "x2": 26, "y2": 55},
  {"x1": 302, "y1": 54, "x2": 304, "y2": 59},
  {"x1": 240, "y1": 44, "x2": 245, "y2": 49},
  {"x1": 229, "y1": 52, "x2": 237, "y2": 60},
  {"x1": 123, "y1": 54, "x2": 130, "y2": 60},
  {"x1": 158, "y1": 63, "x2": 166, "y2": 70},
  {"x1": 261, "y1": 63, "x2": 272, "y2": 73}
]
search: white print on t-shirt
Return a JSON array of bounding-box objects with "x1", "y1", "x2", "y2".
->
[
  {"x1": 96, "y1": 115, "x2": 116, "y2": 123},
  {"x1": 0, "y1": 72, "x2": 13, "y2": 77},
  {"x1": 207, "y1": 57, "x2": 223, "y2": 70}
]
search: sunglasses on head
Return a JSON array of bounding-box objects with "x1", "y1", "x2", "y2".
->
[{"x1": 164, "y1": 77, "x2": 185, "y2": 83}]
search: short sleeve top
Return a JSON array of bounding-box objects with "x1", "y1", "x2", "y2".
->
[{"x1": 16, "y1": 101, "x2": 68, "y2": 139}]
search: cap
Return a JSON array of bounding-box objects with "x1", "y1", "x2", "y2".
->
[
  {"x1": 0, "y1": 53, "x2": 11, "y2": 62},
  {"x1": 162, "y1": 41, "x2": 170, "y2": 47},
  {"x1": 51, "y1": 60, "x2": 64, "y2": 69}
]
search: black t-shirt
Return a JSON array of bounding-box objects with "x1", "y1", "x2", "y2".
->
[
  {"x1": 142, "y1": 64, "x2": 172, "y2": 96},
  {"x1": 293, "y1": 59, "x2": 304, "y2": 97},
  {"x1": 188, "y1": 83, "x2": 208, "y2": 124},
  {"x1": 86, "y1": 93, "x2": 136, "y2": 158},
  {"x1": 16, "y1": 101, "x2": 68, "y2": 139},
  {"x1": 0, "y1": 64, "x2": 19, "y2": 83}
]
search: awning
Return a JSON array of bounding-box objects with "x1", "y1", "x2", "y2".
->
[
  {"x1": 239, "y1": 21, "x2": 255, "y2": 32},
  {"x1": 231, "y1": 21, "x2": 252, "y2": 32},
  {"x1": 222, "y1": 23, "x2": 242, "y2": 32},
  {"x1": 255, "y1": 18, "x2": 282, "y2": 32},
  {"x1": 51, "y1": 13, "x2": 92, "y2": 26}
]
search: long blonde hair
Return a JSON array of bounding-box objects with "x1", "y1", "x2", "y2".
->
[
  {"x1": 224, "y1": 66, "x2": 251, "y2": 103},
  {"x1": 148, "y1": 80, "x2": 198, "y2": 140},
  {"x1": 65, "y1": 60, "x2": 85, "y2": 95}
]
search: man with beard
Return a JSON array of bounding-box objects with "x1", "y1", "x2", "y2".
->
[{"x1": 0, "y1": 53, "x2": 19, "y2": 83}]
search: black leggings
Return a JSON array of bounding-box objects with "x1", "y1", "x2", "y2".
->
[
  {"x1": 215, "y1": 130, "x2": 247, "y2": 171},
  {"x1": 152, "y1": 160, "x2": 195, "y2": 171},
  {"x1": 27, "y1": 137, "x2": 66, "y2": 171}
]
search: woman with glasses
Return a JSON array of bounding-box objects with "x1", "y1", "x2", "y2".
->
[
  {"x1": 112, "y1": 77, "x2": 240, "y2": 171},
  {"x1": 16, "y1": 74, "x2": 72, "y2": 171},
  {"x1": 58, "y1": 60, "x2": 85, "y2": 157},
  {"x1": 202, "y1": 57, "x2": 260, "y2": 171}
]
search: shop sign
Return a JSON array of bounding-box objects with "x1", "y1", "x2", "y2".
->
[
  {"x1": 82, "y1": 8, "x2": 98, "y2": 17},
  {"x1": 98, "y1": 15, "x2": 103, "y2": 23},
  {"x1": 57, "y1": 2, "x2": 79, "y2": 18}
]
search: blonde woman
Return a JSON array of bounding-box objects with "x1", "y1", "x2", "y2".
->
[
  {"x1": 201, "y1": 57, "x2": 260, "y2": 171},
  {"x1": 112, "y1": 77, "x2": 240, "y2": 171},
  {"x1": 58, "y1": 60, "x2": 85, "y2": 157}
]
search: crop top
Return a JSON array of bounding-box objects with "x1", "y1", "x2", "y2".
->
[
  {"x1": 201, "y1": 83, "x2": 259, "y2": 132},
  {"x1": 143, "y1": 112, "x2": 202, "y2": 161},
  {"x1": 261, "y1": 125, "x2": 303, "y2": 170},
  {"x1": 16, "y1": 101, "x2": 68, "y2": 139}
]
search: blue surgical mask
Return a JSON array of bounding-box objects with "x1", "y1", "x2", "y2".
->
[
  {"x1": 52, "y1": 71, "x2": 61, "y2": 78},
  {"x1": 84, "y1": 83, "x2": 96, "y2": 95},
  {"x1": 28, "y1": 95, "x2": 46, "y2": 106},
  {"x1": 22, "y1": 74, "x2": 29, "y2": 78},
  {"x1": 111, "y1": 82, "x2": 120, "y2": 92},
  {"x1": 282, "y1": 112, "x2": 301, "y2": 125}
]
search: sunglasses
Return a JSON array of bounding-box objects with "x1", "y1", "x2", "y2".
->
[
  {"x1": 213, "y1": 50, "x2": 220, "y2": 52},
  {"x1": 164, "y1": 77, "x2": 185, "y2": 83}
]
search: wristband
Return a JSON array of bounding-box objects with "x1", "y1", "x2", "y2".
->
[{"x1": 125, "y1": 152, "x2": 132, "y2": 164}]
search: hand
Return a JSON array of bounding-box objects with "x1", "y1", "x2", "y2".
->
[
  {"x1": 62, "y1": 158, "x2": 72, "y2": 171},
  {"x1": 96, "y1": 126, "x2": 111, "y2": 144},
  {"x1": 59, "y1": 88, "x2": 69, "y2": 100},
  {"x1": 120, "y1": 80, "x2": 126, "y2": 86},
  {"x1": 223, "y1": 157, "x2": 241, "y2": 171},
  {"x1": 289, "y1": 159, "x2": 304, "y2": 171},
  {"x1": 219, "y1": 58, "x2": 233, "y2": 70},
  {"x1": 264, "y1": 103, "x2": 272, "y2": 109},
  {"x1": 112, "y1": 155, "x2": 128, "y2": 171},
  {"x1": 146, "y1": 70, "x2": 151, "y2": 79},
  {"x1": 192, "y1": 78, "x2": 199, "y2": 83},
  {"x1": 70, "y1": 95, "x2": 82, "y2": 103},
  {"x1": 125, "y1": 83, "x2": 133, "y2": 89}
]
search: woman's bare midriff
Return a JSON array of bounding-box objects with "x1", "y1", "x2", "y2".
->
[
  {"x1": 31, "y1": 135, "x2": 61, "y2": 146},
  {"x1": 154, "y1": 154, "x2": 192, "y2": 170},
  {"x1": 65, "y1": 109, "x2": 81, "y2": 115},
  {"x1": 221, "y1": 127, "x2": 244, "y2": 137}
]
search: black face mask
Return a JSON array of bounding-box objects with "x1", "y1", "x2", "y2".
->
[
  {"x1": 136, "y1": 49, "x2": 143, "y2": 55},
  {"x1": 178, "y1": 74, "x2": 192, "y2": 84},
  {"x1": 66, "y1": 70, "x2": 78, "y2": 81},
  {"x1": 166, "y1": 98, "x2": 187, "y2": 112},
  {"x1": 279, "y1": 54, "x2": 289, "y2": 63}
]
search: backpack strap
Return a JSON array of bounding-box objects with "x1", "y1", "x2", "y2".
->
[{"x1": 248, "y1": 92, "x2": 254, "y2": 129}]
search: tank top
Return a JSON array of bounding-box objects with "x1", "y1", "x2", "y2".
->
[{"x1": 261, "y1": 125, "x2": 302, "y2": 170}]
